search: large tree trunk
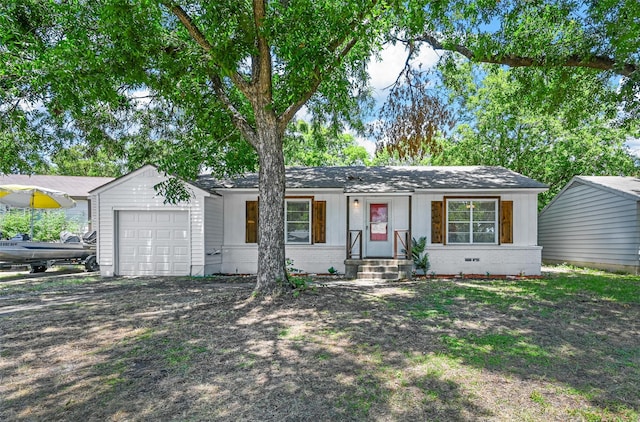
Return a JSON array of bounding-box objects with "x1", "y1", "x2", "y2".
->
[{"x1": 253, "y1": 123, "x2": 288, "y2": 295}]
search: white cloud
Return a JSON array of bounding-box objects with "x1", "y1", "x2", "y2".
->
[
  {"x1": 625, "y1": 136, "x2": 640, "y2": 157},
  {"x1": 368, "y1": 43, "x2": 440, "y2": 103}
]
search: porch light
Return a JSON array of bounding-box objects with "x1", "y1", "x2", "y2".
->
[{"x1": 353, "y1": 199, "x2": 359, "y2": 207}]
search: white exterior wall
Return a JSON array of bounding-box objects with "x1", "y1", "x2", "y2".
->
[
  {"x1": 220, "y1": 189, "x2": 346, "y2": 274},
  {"x1": 411, "y1": 190, "x2": 542, "y2": 276},
  {"x1": 539, "y1": 183, "x2": 640, "y2": 273},
  {"x1": 94, "y1": 166, "x2": 210, "y2": 277},
  {"x1": 221, "y1": 188, "x2": 543, "y2": 276},
  {"x1": 204, "y1": 196, "x2": 224, "y2": 274}
]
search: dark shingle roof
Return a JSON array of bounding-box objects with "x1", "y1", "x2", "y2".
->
[
  {"x1": 0, "y1": 174, "x2": 115, "y2": 198},
  {"x1": 195, "y1": 166, "x2": 547, "y2": 193}
]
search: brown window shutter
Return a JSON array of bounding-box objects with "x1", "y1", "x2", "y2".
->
[
  {"x1": 246, "y1": 200, "x2": 258, "y2": 243},
  {"x1": 431, "y1": 201, "x2": 444, "y2": 244},
  {"x1": 500, "y1": 200, "x2": 513, "y2": 244},
  {"x1": 312, "y1": 200, "x2": 326, "y2": 243}
]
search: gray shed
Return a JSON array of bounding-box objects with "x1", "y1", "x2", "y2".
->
[{"x1": 538, "y1": 176, "x2": 640, "y2": 274}]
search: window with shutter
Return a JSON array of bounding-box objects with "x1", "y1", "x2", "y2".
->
[
  {"x1": 313, "y1": 200, "x2": 326, "y2": 243},
  {"x1": 286, "y1": 199, "x2": 311, "y2": 244},
  {"x1": 500, "y1": 201, "x2": 513, "y2": 244},
  {"x1": 446, "y1": 199, "x2": 498, "y2": 244},
  {"x1": 431, "y1": 201, "x2": 444, "y2": 244},
  {"x1": 245, "y1": 200, "x2": 258, "y2": 243}
]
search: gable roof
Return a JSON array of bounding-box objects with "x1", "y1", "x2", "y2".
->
[
  {"x1": 89, "y1": 164, "x2": 212, "y2": 197},
  {"x1": 540, "y1": 175, "x2": 640, "y2": 216},
  {"x1": 0, "y1": 174, "x2": 114, "y2": 199},
  {"x1": 196, "y1": 166, "x2": 547, "y2": 193},
  {"x1": 573, "y1": 176, "x2": 640, "y2": 200}
]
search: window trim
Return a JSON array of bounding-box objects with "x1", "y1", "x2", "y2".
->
[
  {"x1": 285, "y1": 198, "x2": 312, "y2": 245},
  {"x1": 445, "y1": 196, "x2": 499, "y2": 245}
]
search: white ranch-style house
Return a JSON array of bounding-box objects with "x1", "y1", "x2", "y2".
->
[{"x1": 90, "y1": 165, "x2": 547, "y2": 278}]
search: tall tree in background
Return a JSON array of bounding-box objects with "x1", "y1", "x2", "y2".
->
[
  {"x1": 1, "y1": 1, "x2": 638, "y2": 294},
  {"x1": 284, "y1": 120, "x2": 370, "y2": 166},
  {"x1": 432, "y1": 62, "x2": 639, "y2": 207}
]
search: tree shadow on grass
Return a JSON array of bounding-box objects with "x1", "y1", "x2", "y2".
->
[
  {"x1": 3, "y1": 271, "x2": 636, "y2": 420},
  {"x1": 1, "y1": 276, "x2": 492, "y2": 421}
]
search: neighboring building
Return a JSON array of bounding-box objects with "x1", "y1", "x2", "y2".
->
[
  {"x1": 90, "y1": 165, "x2": 547, "y2": 278},
  {"x1": 0, "y1": 174, "x2": 115, "y2": 231},
  {"x1": 539, "y1": 176, "x2": 640, "y2": 274}
]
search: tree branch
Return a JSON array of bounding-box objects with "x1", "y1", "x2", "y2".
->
[
  {"x1": 278, "y1": 1, "x2": 383, "y2": 131},
  {"x1": 279, "y1": 37, "x2": 359, "y2": 130},
  {"x1": 162, "y1": 2, "x2": 250, "y2": 93},
  {"x1": 418, "y1": 34, "x2": 637, "y2": 77},
  {"x1": 206, "y1": 71, "x2": 258, "y2": 147}
]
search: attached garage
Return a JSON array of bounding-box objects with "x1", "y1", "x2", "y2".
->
[
  {"x1": 117, "y1": 210, "x2": 190, "y2": 276},
  {"x1": 89, "y1": 165, "x2": 223, "y2": 277}
]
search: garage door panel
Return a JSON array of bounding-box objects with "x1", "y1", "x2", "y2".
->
[
  {"x1": 122, "y1": 229, "x2": 136, "y2": 239},
  {"x1": 174, "y1": 230, "x2": 188, "y2": 240},
  {"x1": 138, "y1": 263, "x2": 153, "y2": 272},
  {"x1": 138, "y1": 213, "x2": 154, "y2": 223},
  {"x1": 119, "y1": 263, "x2": 136, "y2": 272},
  {"x1": 156, "y1": 230, "x2": 172, "y2": 240},
  {"x1": 173, "y1": 263, "x2": 189, "y2": 272},
  {"x1": 155, "y1": 246, "x2": 170, "y2": 255},
  {"x1": 138, "y1": 229, "x2": 153, "y2": 239},
  {"x1": 138, "y1": 246, "x2": 153, "y2": 256},
  {"x1": 156, "y1": 213, "x2": 172, "y2": 223},
  {"x1": 118, "y1": 210, "x2": 190, "y2": 276},
  {"x1": 155, "y1": 263, "x2": 171, "y2": 272},
  {"x1": 173, "y1": 213, "x2": 189, "y2": 223},
  {"x1": 174, "y1": 246, "x2": 188, "y2": 256}
]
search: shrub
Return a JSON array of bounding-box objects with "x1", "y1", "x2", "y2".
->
[
  {"x1": 0, "y1": 209, "x2": 82, "y2": 241},
  {"x1": 411, "y1": 236, "x2": 430, "y2": 275}
]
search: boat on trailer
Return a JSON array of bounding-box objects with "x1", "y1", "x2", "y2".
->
[{"x1": 0, "y1": 232, "x2": 98, "y2": 273}]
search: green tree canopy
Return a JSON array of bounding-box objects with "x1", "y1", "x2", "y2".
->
[
  {"x1": 284, "y1": 120, "x2": 370, "y2": 166},
  {"x1": 1, "y1": 1, "x2": 638, "y2": 294},
  {"x1": 431, "y1": 62, "x2": 639, "y2": 208}
]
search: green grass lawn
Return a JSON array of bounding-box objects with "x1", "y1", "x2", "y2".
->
[{"x1": 1, "y1": 265, "x2": 639, "y2": 421}]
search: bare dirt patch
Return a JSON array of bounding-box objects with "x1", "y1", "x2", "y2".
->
[{"x1": 1, "y1": 270, "x2": 638, "y2": 421}]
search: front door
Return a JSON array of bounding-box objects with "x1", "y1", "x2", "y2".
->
[{"x1": 366, "y1": 202, "x2": 392, "y2": 257}]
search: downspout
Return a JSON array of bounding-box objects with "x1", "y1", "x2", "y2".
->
[{"x1": 409, "y1": 194, "x2": 412, "y2": 258}]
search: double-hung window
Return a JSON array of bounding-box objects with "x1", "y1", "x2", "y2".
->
[
  {"x1": 285, "y1": 199, "x2": 311, "y2": 244},
  {"x1": 447, "y1": 199, "x2": 498, "y2": 244}
]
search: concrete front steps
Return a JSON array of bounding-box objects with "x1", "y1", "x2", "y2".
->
[{"x1": 344, "y1": 259, "x2": 413, "y2": 281}]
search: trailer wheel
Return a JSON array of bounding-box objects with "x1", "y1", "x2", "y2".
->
[
  {"x1": 30, "y1": 264, "x2": 47, "y2": 273},
  {"x1": 84, "y1": 255, "x2": 99, "y2": 272}
]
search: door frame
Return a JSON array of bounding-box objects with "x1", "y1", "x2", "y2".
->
[{"x1": 364, "y1": 199, "x2": 393, "y2": 258}]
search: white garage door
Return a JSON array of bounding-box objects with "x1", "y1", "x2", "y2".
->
[{"x1": 117, "y1": 210, "x2": 190, "y2": 276}]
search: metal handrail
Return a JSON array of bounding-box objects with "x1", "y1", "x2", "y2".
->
[
  {"x1": 394, "y1": 230, "x2": 411, "y2": 259},
  {"x1": 347, "y1": 230, "x2": 362, "y2": 259}
]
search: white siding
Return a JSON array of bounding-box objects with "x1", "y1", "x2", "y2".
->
[
  {"x1": 411, "y1": 191, "x2": 542, "y2": 275},
  {"x1": 221, "y1": 190, "x2": 346, "y2": 274},
  {"x1": 204, "y1": 196, "x2": 224, "y2": 274},
  {"x1": 539, "y1": 182, "x2": 640, "y2": 272},
  {"x1": 94, "y1": 166, "x2": 209, "y2": 277},
  {"x1": 220, "y1": 188, "x2": 542, "y2": 276}
]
